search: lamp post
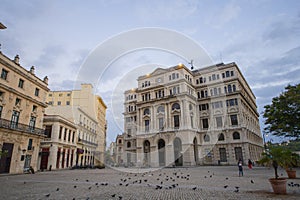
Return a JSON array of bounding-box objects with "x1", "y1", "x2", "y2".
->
[{"x1": 262, "y1": 131, "x2": 268, "y2": 151}]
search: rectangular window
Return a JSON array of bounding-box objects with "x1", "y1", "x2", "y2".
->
[
  {"x1": 1, "y1": 69, "x2": 8, "y2": 80},
  {"x1": 145, "y1": 120, "x2": 150, "y2": 132},
  {"x1": 219, "y1": 148, "x2": 227, "y2": 162},
  {"x1": 10, "y1": 110, "x2": 20, "y2": 129},
  {"x1": 57, "y1": 101, "x2": 61, "y2": 105},
  {"x1": 235, "y1": 147, "x2": 243, "y2": 161},
  {"x1": 222, "y1": 73, "x2": 225, "y2": 78},
  {"x1": 226, "y1": 71, "x2": 230, "y2": 77},
  {"x1": 216, "y1": 116, "x2": 222, "y2": 128},
  {"x1": 48, "y1": 94, "x2": 52, "y2": 97},
  {"x1": 59, "y1": 93, "x2": 63, "y2": 97},
  {"x1": 0, "y1": 105, "x2": 2, "y2": 118},
  {"x1": 67, "y1": 93, "x2": 71, "y2": 96},
  {"x1": 28, "y1": 139, "x2": 33, "y2": 150},
  {"x1": 174, "y1": 115, "x2": 180, "y2": 128},
  {"x1": 64, "y1": 128, "x2": 67, "y2": 140},
  {"x1": 45, "y1": 125, "x2": 52, "y2": 138},
  {"x1": 18, "y1": 79, "x2": 24, "y2": 88},
  {"x1": 35, "y1": 88, "x2": 40, "y2": 96},
  {"x1": 15, "y1": 98, "x2": 21, "y2": 106},
  {"x1": 72, "y1": 131, "x2": 75, "y2": 143},
  {"x1": 32, "y1": 105, "x2": 37, "y2": 112},
  {"x1": 29, "y1": 116, "x2": 36, "y2": 132},
  {"x1": 230, "y1": 71, "x2": 234, "y2": 76},
  {"x1": 48, "y1": 101, "x2": 53, "y2": 105},
  {"x1": 66, "y1": 101, "x2": 70, "y2": 105},
  {"x1": 212, "y1": 74, "x2": 216, "y2": 80},
  {"x1": 59, "y1": 126, "x2": 63, "y2": 139},
  {"x1": 68, "y1": 130, "x2": 71, "y2": 141},
  {"x1": 202, "y1": 118, "x2": 209, "y2": 129},
  {"x1": 230, "y1": 114, "x2": 238, "y2": 126},
  {"x1": 159, "y1": 117, "x2": 164, "y2": 130}
]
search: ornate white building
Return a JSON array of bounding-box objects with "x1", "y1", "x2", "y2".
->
[{"x1": 122, "y1": 62, "x2": 263, "y2": 167}]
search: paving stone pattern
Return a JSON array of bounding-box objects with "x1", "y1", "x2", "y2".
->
[{"x1": 0, "y1": 166, "x2": 299, "y2": 200}]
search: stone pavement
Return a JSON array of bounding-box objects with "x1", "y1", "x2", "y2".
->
[{"x1": 0, "y1": 166, "x2": 299, "y2": 200}]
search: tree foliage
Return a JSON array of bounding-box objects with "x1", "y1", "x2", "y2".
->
[{"x1": 263, "y1": 84, "x2": 300, "y2": 139}]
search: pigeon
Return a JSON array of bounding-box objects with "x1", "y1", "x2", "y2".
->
[
  {"x1": 192, "y1": 187, "x2": 197, "y2": 190},
  {"x1": 225, "y1": 177, "x2": 228, "y2": 180},
  {"x1": 56, "y1": 188, "x2": 59, "y2": 191},
  {"x1": 74, "y1": 185, "x2": 77, "y2": 188},
  {"x1": 111, "y1": 194, "x2": 116, "y2": 197},
  {"x1": 86, "y1": 179, "x2": 89, "y2": 182},
  {"x1": 251, "y1": 180, "x2": 254, "y2": 184},
  {"x1": 224, "y1": 185, "x2": 228, "y2": 188},
  {"x1": 45, "y1": 193, "x2": 50, "y2": 197},
  {"x1": 88, "y1": 186, "x2": 92, "y2": 190}
]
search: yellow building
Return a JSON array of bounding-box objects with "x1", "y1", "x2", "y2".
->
[
  {"x1": 46, "y1": 84, "x2": 107, "y2": 166},
  {"x1": 0, "y1": 52, "x2": 49, "y2": 174}
]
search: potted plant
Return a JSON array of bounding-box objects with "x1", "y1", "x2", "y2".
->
[
  {"x1": 281, "y1": 149, "x2": 299, "y2": 179},
  {"x1": 257, "y1": 145, "x2": 287, "y2": 194}
]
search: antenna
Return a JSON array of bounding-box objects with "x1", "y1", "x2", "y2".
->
[{"x1": 188, "y1": 59, "x2": 194, "y2": 70}]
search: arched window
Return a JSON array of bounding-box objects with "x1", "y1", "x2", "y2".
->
[
  {"x1": 118, "y1": 139, "x2": 122, "y2": 144},
  {"x1": 143, "y1": 108, "x2": 150, "y2": 115},
  {"x1": 189, "y1": 104, "x2": 193, "y2": 110},
  {"x1": 157, "y1": 105, "x2": 165, "y2": 113},
  {"x1": 233, "y1": 132, "x2": 240, "y2": 140},
  {"x1": 218, "y1": 133, "x2": 225, "y2": 141},
  {"x1": 228, "y1": 85, "x2": 232, "y2": 93},
  {"x1": 172, "y1": 103, "x2": 180, "y2": 110},
  {"x1": 127, "y1": 142, "x2": 131, "y2": 148},
  {"x1": 204, "y1": 134, "x2": 210, "y2": 142},
  {"x1": 233, "y1": 85, "x2": 236, "y2": 92}
]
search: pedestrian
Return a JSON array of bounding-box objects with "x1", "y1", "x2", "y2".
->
[
  {"x1": 238, "y1": 160, "x2": 243, "y2": 177},
  {"x1": 248, "y1": 159, "x2": 253, "y2": 169}
]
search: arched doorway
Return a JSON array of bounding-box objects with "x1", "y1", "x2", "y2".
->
[
  {"x1": 193, "y1": 137, "x2": 199, "y2": 164},
  {"x1": 143, "y1": 140, "x2": 151, "y2": 166},
  {"x1": 158, "y1": 139, "x2": 165, "y2": 166},
  {"x1": 173, "y1": 138, "x2": 183, "y2": 166}
]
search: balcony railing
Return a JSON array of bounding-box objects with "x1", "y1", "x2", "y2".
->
[
  {"x1": 78, "y1": 138, "x2": 98, "y2": 147},
  {"x1": 0, "y1": 118, "x2": 46, "y2": 136}
]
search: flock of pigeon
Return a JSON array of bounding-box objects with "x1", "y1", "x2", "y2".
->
[{"x1": 22, "y1": 168, "x2": 299, "y2": 199}]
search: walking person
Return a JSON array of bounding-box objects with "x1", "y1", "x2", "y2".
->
[
  {"x1": 238, "y1": 160, "x2": 243, "y2": 177},
  {"x1": 248, "y1": 159, "x2": 253, "y2": 169}
]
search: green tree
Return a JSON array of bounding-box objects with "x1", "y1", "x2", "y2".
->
[{"x1": 263, "y1": 84, "x2": 300, "y2": 139}]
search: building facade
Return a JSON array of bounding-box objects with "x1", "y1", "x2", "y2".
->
[
  {"x1": 0, "y1": 52, "x2": 49, "y2": 174},
  {"x1": 46, "y1": 84, "x2": 107, "y2": 166},
  {"x1": 40, "y1": 114, "x2": 77, "y2": 170},
  {"x1": 122, "y1": 62, "x2": 263, "y2": 167}
]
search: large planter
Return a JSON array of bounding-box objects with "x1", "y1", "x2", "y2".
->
[
  {"x1": 286, "y1": 169, "x2": 296, "y2": 179},
  {"x1": 269, "y1": 178, "x2": 287, "y2": 194}
]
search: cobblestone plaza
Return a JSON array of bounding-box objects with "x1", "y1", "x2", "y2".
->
[{"x1": 0, "y1": 166, "x2": 299, "y2": 200}]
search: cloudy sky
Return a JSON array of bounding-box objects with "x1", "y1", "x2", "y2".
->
[{"x1": 1, "y1": 0, "x2": 300, "y2": 144}]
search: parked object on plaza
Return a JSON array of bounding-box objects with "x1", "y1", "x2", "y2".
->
[
  {"x1": 258, "y1": 145, "x2": 289, "y2": 194},
  {"x1": 248, "y1": 159, "x2": 253, "y2": 169},
  {"x1": 238, "y1": 160, "x2": 243, "y2": 177}
]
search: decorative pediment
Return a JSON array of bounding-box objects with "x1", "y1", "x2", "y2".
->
[{"x1": 151, "y1": 68, "x2": 167, "y2": 76}]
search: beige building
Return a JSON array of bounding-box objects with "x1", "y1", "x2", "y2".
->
[
  {"x1": 115, "y1": 134, "x2": 124, "y2": 166},
  {"x1": 0, "y1": 52, "x2": 49, "y2": 174},
  {"x1": 122, "y1": 62, "x2": 263, "y2": 167},
  {"x1": 46, "y1": 84, "x2": 107, "y2": 166},
  {"x1": 40, "y1": 114, "x2": 77, "y2": 170}
]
